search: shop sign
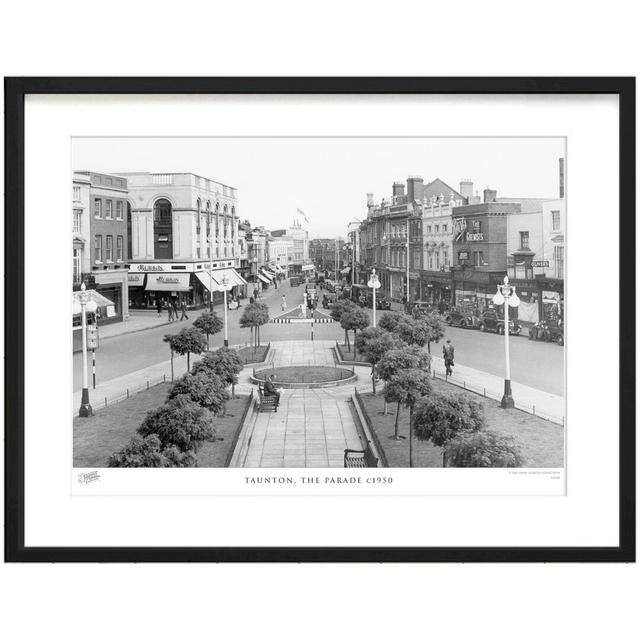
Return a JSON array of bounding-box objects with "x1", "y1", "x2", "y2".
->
[
  {"x1": 156, "y1": 276, "x2": 183, "y2": 285},
  {"x1": 532, "y1": 260, "x2": 549, "y2": 267},
  {"x1": 133, "y1": 264, "x2": 167, "y2": 272},
  {"x1": 458, "y1": 251, "x2": 469, "y2": 261},
  {"x1": 466, "y1": 232, "x2": 484, "y2": 241}
]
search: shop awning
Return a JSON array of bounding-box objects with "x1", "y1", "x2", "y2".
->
[
  {"x1": 301, "y1": 264, "x2": 315, "y2": 271},
  {"x1": 256, "y1": 273, "x2": 270, "y2": 284},
  {"x1": 340, "y1": 267, "x2": 350, "y2": 275},
  {"x1": 128, "y1": 273, "x2": 146, "y2": 286},
  {"x1": 72, "y1": 289, "x2": 114, "y2": 307},
  {"x1": 259, "y1": 269, "x2": 274, "y2": 281},
  {"x1": 196, "y1": 268, "x2": 247, "y2": 292},
  {"x1": 273, "y1": 264, "x2": 284, "y2": 273},
  {"x1": 145, "y1": 273, "x2": 191, "y2": 292}
]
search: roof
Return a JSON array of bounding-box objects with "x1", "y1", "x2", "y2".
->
[
  {"x1": 423, "y1": 177, "x2": 465, "y2": 202},
  {"x1": 495, "y1": 197, "x2": 548, "y2": 214}
]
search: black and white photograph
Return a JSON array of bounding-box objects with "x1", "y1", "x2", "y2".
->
[{"x1": 72, "y1": 136, "x2": 566, "y2": 474}]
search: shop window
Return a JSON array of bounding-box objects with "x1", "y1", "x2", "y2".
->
[
  {"x1": 94, "y1": 235, "x2": 102, "y2": 262},
  {"x1": 105, "y1": 200, "x2": 113, "y2": 219},
  {"x1": 116, "y1": 201, "x2": 123, "y2": 220},
  {"x1": 116, "y1": 236, "x2": 123, "y2": 261},
  {"x1": 552, "y1": 210, "x2": 560, "y2": 231},
  {"x1": 520, "y1": 231, "x2": 529, "y2": 249},
  {"x1": 105, "y1": 236, "x2": 113, "y2": 262},
  {"x1": 94, "y1": 199, "x2": 102, "y2": 218}
]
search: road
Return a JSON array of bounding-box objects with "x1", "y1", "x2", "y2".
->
[{"x1": 74, "y1": 279, "x2": 564, "y2": 396}]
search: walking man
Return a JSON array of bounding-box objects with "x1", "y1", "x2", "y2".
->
[
  {"x1": 180, "y1": 298, "x2": 189, "y2": 321},
  {"x1": 263, "y1": 374, "x2": 281, "y2": 409},
  {"x1": 166, "y1": 300, "x2": 175, "y2": 323},
  {"x1": 281, "y1": 294, "x2": 287, "y2": 312},
  {"x1": 171, "y1": 298, "x2": 179, "y2": 321},
  {"x1": 443, "y1": 339, "x2": 455, "y2": 378},
  {"x1": 156, "y1": 296, "x2": 162, "y2": 317}
]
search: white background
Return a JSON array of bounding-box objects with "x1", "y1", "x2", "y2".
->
[{"x1": 1, "y1": 1, "x2": 638, "y2": 639}]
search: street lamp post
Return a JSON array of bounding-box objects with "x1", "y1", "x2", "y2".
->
[
  {"x1": 221, "y1": 273, "x2": 231, "y2": 347},
  {"x1": 75, "y1": 282, "x2": 97, "y2": 417},
  {"x1": 492, "y1": 275, "x2": 520, "y2": 408},
  {"x1": 368, "y1": 268, "x2": 381, "y2": 327}
]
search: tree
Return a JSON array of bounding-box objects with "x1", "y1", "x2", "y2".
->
[
  {"x1": 377, "y1": 311, "x2": 405, "y2": 334},
  {"x1": 167, "y1": 370, "x2": 230, "y2": 416},
  {"x1": 340, "y1": 306, "x2": 370, "y2": 358},
  {"x1": 378, "y1": 345, "x2": 432, "y2": 423},
  {"x1": 163, "y1": 333, "x2": 176, "y2": 381},
  {"x1": 354, "y1": 327, "x2": 402, "y2": 394},
  {"x1": 384, "y1": 368, "x2": 432, "y2": 466},
  {"x1": 108, "y1": 434, "x2": 197, "y2": 468},
  {"x1": 413, "y1": 392, "x2": 485, "y2": 466},
  {"x1": 331, "y1": 299, "x2": 357, "y2": 350},
  {"x1": 192, "y1": 311, "x2": 223, "y2": 350},
  {"x1": 192, "y1": 346, "x2": 244, "y2": 398},
  {"x1": 138, "y1": 394, "x2": 215, "y2": 453},
  {"x1": 444, "y1": 430, "x2": 525, "y2": 467},
  {"x1": 239, "y1": 302, "x2": 270, "y2": 353},
  {"x1": 422, "y1": 311, "x2": 447, "y2": 354},
  {"x1": 166, "y1": 327, "x2": 207, "y2": 372}
]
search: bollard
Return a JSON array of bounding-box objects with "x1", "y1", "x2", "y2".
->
[
  {"x1": 463, "y1": 380, "x2": 466, "y2": 389},
  {"x1": 126, "y1": 389, "x2": 129, "y2": 399},
  {"x1": 483, "y1": 388, "x2": 486, "y2": 397},
  {"x1": 533, "y1": 405, "x2": 536, "y2": 416},
  {"x1": 104, "y1": 397, "x2": 107, "y2": 407}
]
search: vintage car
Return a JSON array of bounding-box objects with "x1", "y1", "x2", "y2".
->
[
  {"x1": 478, "y1": 310, "x2": 522, "y2": 335},
  {"x1": 445, "y1": 308, "x2": 481, "y2": 329},
  {"x1": 528, "y1": 321, "x2": 564, "y2": 345},
  {"x1": 362, "y1": 293, "x2": 391, "y2": 310},
  {"x1": 410, "y1": 301, "x2": 437, "y2": 317}
]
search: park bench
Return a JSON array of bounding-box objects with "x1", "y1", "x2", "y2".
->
[
  {"x1": 343, "y1": 448, "x2": 378, "y2": 468},
  {"x1": 257, "y1": 384, "x2": 278, "y2": 413}
]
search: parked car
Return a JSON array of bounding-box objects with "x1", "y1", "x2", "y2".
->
[
  {"x1": 528, "y1": 321, "x2": 564, "y2": 345},
  {"x1": 446, "y1": 308, "x2": 481, "y2": 329},
  {"x1": 363, "y1": 293, "x2": 391, "y2": 310},
  {"x1": 410, "y1": 301, "x2": 437, "y2": 317},
  {"x1": 322, "y1": 293, "x2": 337, "y2": 309},
  {"x1": 478, "y1": 310, "x2": 521, "y2": 335}
]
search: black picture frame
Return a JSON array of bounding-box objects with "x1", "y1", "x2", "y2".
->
[{"x1": 4, "y1": 77, "x2": 635, "y2": 563}]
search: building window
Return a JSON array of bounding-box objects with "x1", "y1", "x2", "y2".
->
[
  {"x1": 428, "y1": 253, "x2": 434, "y2": 270},
  {"x1": 105, "y1": 200, "x2": 113, "y2": 219},
  {"x1": 116, "y1": 235, "x2": 123, "y2": 261},
  {"x1": 94, "y1": 235, "x2": 102, "y2": 262},
  {"x1": 105, "y1": 236, "x2": 113, "y2": 262},
  {"x1": 554, "y1": 246, "x2": 564, "y2": 278},
  {"x1": 519, "y1": 231, "x2": 529, "y2": 249},
  {"x1": 413, "y1": 249, "x2": 420, "y2": 268},
  {"x1": 474, "y1": 251, "x2": 484, "y2": 266},
  {"x1": 73, "y1": 248, "x2": 81, "y2": 283},
  {"x1": 73, "y1": 209, "x2": 82, "y2": 233},
  {"x1": 94, "y1": 199, "x2": 102, "y2": 218},
  {"x1": 196, "y1": 246, "x2": 201, "y2": 259},
  {"x1": 443, "y1": 249, "x2": 449, "y2": 267},
  {"x1": 552, "y1": 210, "x2": 560, "y2": 231},
  {"x1": 73, "y1": 185, "x2": 81, "y2": 201},
  {"x1": 435, "y1": 252, "x2": 440, "y2": 269},
  {"x1": 426, "y1": 225, "x2": 431, "y2": 233},
  {"x1": 116, "y1": 201, "x2": 124, "y2": 220},
  {"x1": 434, "y1": 224, "x2": 439, "y2": 233},
  {"x1": 442, "y1": 223, "x2": 448, "y2": 233}
]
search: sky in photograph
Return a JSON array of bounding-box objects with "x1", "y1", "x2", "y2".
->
[{"x1": 73, "y1": 137, "x2": 565, "y2": 238}]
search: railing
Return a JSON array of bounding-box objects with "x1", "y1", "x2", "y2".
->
[
  {"x1": 431, "y1": 368, "x2": 564, "y2": 426},
  {"x1": 224, "y1": 389, "x2": 254, "y2": 467},
  {"x1": 85, "y1": 374, "x2": 170, "y2": 413},
  {"x1": 351, "y1": 388, "x2": 386, "y2": 467}
]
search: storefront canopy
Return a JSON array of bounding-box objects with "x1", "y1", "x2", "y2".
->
[
  {"x1": 301, "y1": 264, "x2": 315, "y2": 271},
  {"x1": 72, "y1": 289, "x2": 114, "y2": 307},
  {"x1": 272, "y1": 264, "x2": 284, "y2": 273},
  {"x1": 196, "y1": 268, "x2": 247, "y2": 292},
  {"x1": 145, "y1": 273, "x2": 191, "y2": 292},
  {"x1": 256, "y1": 273, "x2": 270, "y2": 284},
  {"x1": 259, "y1": 269, "x2": 274, "y2": 281},
  {"x1": 340, "y1": 267, "x2": 350, "y2": 275},
  {"x1": 128, "y1": 273, "x2": 146, "y2": 286}
]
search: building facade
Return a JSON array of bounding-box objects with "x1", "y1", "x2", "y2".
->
[
  {"x1": 267, "y1": 235, "x2": 295, "y2": 276},
  {"x1": 74, "y1": 171, "x2": 130, "y2": 324},
  {"x1": 124, "y1": 172, "x2": 246, "y2": 307}
]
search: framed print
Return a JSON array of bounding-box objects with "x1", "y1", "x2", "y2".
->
[{"x1": 4, "y1": 77, "x2": 635, "y2": 562}]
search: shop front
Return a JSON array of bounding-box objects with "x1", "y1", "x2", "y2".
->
[
  {"x1": 195, "y1": 268, "x2": 248, "y2": 305},
  {"x1": 420, "y1": 271, "x2": 453, "y2": 305},
  {"x1": 92, "y1": 269, "x2": 128, "y2": 324}
]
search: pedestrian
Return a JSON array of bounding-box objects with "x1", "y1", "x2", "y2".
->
[
  {"x1": 281, "y1": 294, "x2": 287, "y2": 312},
  {"x1": 180, "y1": 298, "x2": 189, "y2": 321},
  {"x1": 443, "y1": 339, "x2": 455, "y2": 378},
  {"x1": 249, "y1": 296, "x2": 255, "y2": 305},
  {"x1": 253, "y1": 287, "x2": 259, "y2": 300},
  {"x1": 171, "y1": 297, "x2": 179, "y2": 321},
  {"x1": 156, "y1": 297, "x2": 162, "y2": 317},
  {"x1": 166, "y1": 300, "x2": 174, "y2": 323},
  {"x1": 263, "y1": 373, "x2": 281, "y2": 409}
]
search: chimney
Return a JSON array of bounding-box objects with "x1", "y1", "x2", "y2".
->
[
  {"x1": 459, "y1": 179, "x2": 474, "y2": 201},
  {"x1": 392, "y1": 182, "x2": 405, "y2": 198},
  {"x1": 483, "y1": 187, "x2": 497, "y2": 203},
  {"x1": 559, "y1": 158, "x2": 565, "y2": 199},
  {"x1": 406, "y1": 176, "x2": 424, "y2": 202}
]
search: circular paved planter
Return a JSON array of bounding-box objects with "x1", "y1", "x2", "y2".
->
[{"x1": 250, "y1": 365, "x2": 357, "y2": 389}]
